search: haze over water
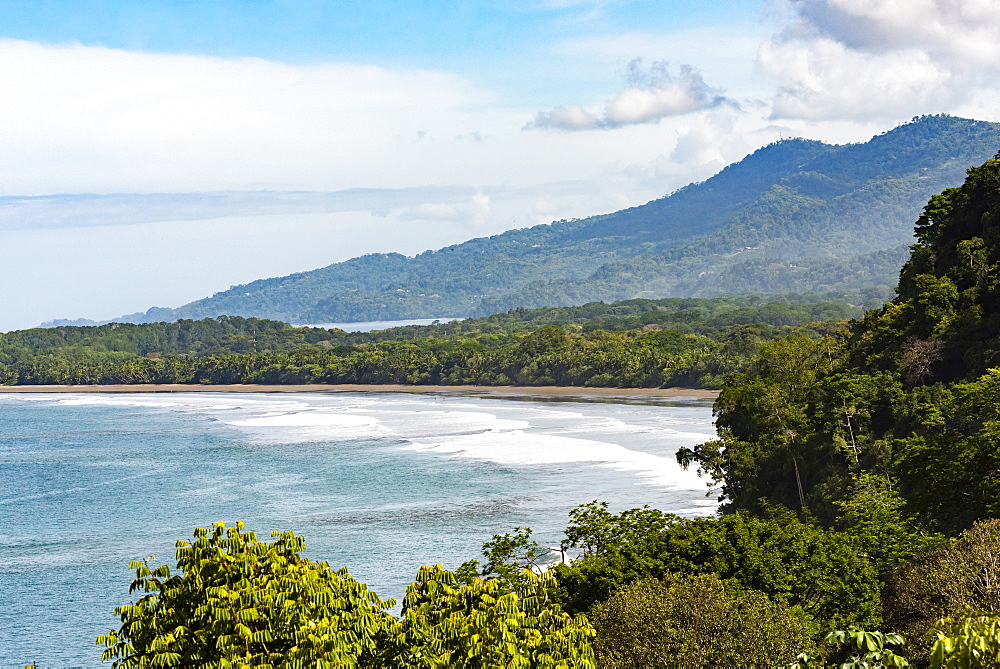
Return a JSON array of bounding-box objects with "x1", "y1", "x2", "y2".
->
[{"x1": 0, "y1": 391, "x2": 716, "y2": 665}]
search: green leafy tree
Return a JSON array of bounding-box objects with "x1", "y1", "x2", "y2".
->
[
  {"x1": 675, "y1": 153, "x2": 1000, "y2": 536},
  {"x1": 835, "y1": 472, "x2": 945, "y2": 574},
  {"x1": 388, "y1": 565, "x2": 596, "y2": 668},
  {"x1": 792, "y1": 628, "x2": 908, "y2": 668},
  {"x1": 896, "y1": 369, "x2": 1000, "y2": 528},
  {"x1": 930, "y1": 614, "x2": 1000, "y2": 668},
  {"x1": 99, "y1": 522, "x2": 595, "y2": 668},
  {"x1": 97, "y1": 521, "x2": 396, "y2": 667},
  {"x1": 884, "y1": 520, "x2": 1000, "y2": 661},
  {"x1": 587, "y1": 574, "x2": 819, "y2": 667},
  {"x1": 457, "y1": 526, "x2": 562, "y2": 586},
  {"x1": 551, "y1": 503, "x2": 881, "y2": 629},
  {"x1": 677, "y1": 335, "x2": 845, "y2": 518}
]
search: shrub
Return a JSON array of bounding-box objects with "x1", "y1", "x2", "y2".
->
[
  {"x1": 587, "y1": 574, "x2": 820, "y2": 667},
  {"x1": 884, "y1": 519, "x2": 1000, "y2": 661}
]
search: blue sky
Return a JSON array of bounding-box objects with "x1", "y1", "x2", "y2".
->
[
  {"x1": 0, "y1": 2, "x2": 764, "y2": 61},
  {"x1": 1, "y1": 0, "x2": 998, "y2": 329},
  {"x1": 0, "y1": 0, "x2": 771, "y2": 109}
]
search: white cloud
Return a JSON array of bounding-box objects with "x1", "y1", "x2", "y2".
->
[
  {"x1": 528, "y1": 59, "x2": 732, "y2": 130},
  {"x1": 7, "y1": 13, "x2": 991, "y2": 329},
  {"x1": 400, "y1": 194, "x2": 491, "y2": 228},
  {"x1": 0, "y1": 38, "x2": 746, "y2": 200},
  {"x1": 0, "y1": 39, "x2": 491, "y2": 194},
  {"x1": 669, "y1": 122, "x2": 730, "y2": 168},
  {"x1": 760, "y1": 0, "x2": 1000, "y2": 120},
  {"x1": 792, "y1": 0, "x2": 1000, "y2": 64},
  {"x1": 528, "y1": 104, "x2": 602, "y2": 130},
  {"x1": 761, "y1": 38, "x2": 954, "y2": 120}
]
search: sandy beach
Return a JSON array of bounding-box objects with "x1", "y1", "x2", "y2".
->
[{"x1": 0, "y1": 383, "x2": 719, "y2": 399}]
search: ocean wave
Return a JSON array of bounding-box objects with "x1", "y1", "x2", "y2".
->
[
  {"x1": 357, "y1": 408, "x2": 531, "y2": 437},
  {"x1": 403, "y1": 429, "x2": 706, "y2": 491}
]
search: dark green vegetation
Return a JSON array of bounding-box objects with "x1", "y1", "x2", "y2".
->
[
  {"x1": 106, "y1": 114, "x2": 999, "y2": 325},
  {"x1": 587, "y1": 574, "x2": 820, "y2": 667},
  {"x1": 548, "y1": 503, "x2": 881, "y2": 627},
  {"x1": 659, "y1": 152, "x2": 1000, "y2": 663},
  {"x1": 0, "y1": 294, "x2": 865, "y2": 389},
  {"x1": 679, "y1": 151, "x2": 1000, "y2": 528}
]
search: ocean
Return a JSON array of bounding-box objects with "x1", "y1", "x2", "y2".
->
[{"x1": 0, "y1": 390, "x2": 716, "y2": 666}]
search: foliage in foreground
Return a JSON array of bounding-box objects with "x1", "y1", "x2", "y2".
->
[
  {"x1": 587, "y1": 574, "x2": 819, "y2": 667},
  {"x1": 791, "y1": 628, "x2": 909, "y2": 668},
  {"x1": 97, "y1": 522, "x2": 395, "y2": 667},
  {"x1": 883, "y1": 520, "x2": 1000, "y2": 661},
  {"x1": 548, "y1": 502, "x2": 881, "y2": 629},
  {"x1": 98, "y1": 522, "x2": 595, "y2": 668},
  {"x1": 98, "y1": 514, "x2": 1000, "y2": 668},
  {"x1": 389, "y1": 565, "x2": 594, "y2": 668},
  {"x1": 930, "y1": 614, "x2": 1000, "y2": 668}
]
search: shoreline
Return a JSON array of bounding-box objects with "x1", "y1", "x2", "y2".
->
[{"x1": 0, "y1": 383, "x2": 719, "y2": 399}]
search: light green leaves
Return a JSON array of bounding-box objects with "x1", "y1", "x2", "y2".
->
[
  {"x1": 98, "y1": 522, "x2": 595, "y2": 668},
  {"x1": 930, "y1": 614, "x2": 1000, "y2": 668}
]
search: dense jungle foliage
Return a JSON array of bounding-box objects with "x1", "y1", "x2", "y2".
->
[
  {"x1": 660, "y1": 153, "x2": 1000, "y2": 663},
  {"x1": 679, "y1": 152, "x2": 1000, "y2": 529},
  {"x1": 101, "y1": 115, "x2": 999, "y2": 324},
  {"x1": 0, "y1": 294, "x2": 865, "y2": 389}
]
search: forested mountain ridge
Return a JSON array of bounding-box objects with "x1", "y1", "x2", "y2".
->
[{"x1": 109, "y1": 114, "x2": 1000, "y2": 325}]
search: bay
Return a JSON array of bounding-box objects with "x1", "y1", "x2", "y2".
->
[{"x1": 0, "y1": 390, "x2": 716, "y2": 666}]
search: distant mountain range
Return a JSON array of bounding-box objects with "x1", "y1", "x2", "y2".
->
[{"x1": 48, "y1": 114, "x2": 1000, "y2": 327}]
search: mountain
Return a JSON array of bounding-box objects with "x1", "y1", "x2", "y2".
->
[{"x1": 112, "y1": 114, "x2": 1000, "y2": 325}]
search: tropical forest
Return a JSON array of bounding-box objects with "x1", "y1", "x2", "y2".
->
[{"x1": 11, "y1": 150, "x2": 1000, "y2": 666}]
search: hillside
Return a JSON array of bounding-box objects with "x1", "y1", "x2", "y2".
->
[{"x1": 110, "y1": 114, "x2": 1000, "y2": 325}]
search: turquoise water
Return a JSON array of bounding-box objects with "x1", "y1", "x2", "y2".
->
[{"x1": 0, "y1": 391, "x2": 716, "y2": 666}]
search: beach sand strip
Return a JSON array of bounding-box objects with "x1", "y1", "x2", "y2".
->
[{"x1": 0, "y1": 383, "x2": 719, "y2": 399}]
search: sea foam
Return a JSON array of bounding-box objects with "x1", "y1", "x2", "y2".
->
[{"x1": 404, "y1": 428, "x2": 706, "y2": 490}]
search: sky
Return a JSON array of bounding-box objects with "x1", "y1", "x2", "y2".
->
[{"x1": 2, "y1": 0, "x2": 1000, "y2": 330}]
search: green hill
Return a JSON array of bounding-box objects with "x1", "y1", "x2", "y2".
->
[{"x1": 115, "y1": 114, "x2": 1000, "y2": 324}]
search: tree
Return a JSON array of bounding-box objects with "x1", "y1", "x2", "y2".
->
[
  {"x1": 98, "y1": 522, "x2": 596, "y2": 668},
  {"x1": 97, "y1": 521, "x2": 396, "y2": 667},
  {"x1": 388, "y1": 565, "x2": 596, "y2": 668},
  {"x1": 551, "y1": 503, "x2": 882, "y2": 629},
  {"x1": 834, "y1": 472, "x2": 944, "y2": 574},
  {"x1": 456, "y1": 526, "x2": 562, "y2": 586},
  {"x1": 883, "y1": 520, "x2": 1000, "y2": 661},
  {"x1": 791, "y1": 628, "x2": 908, "y2": 668},
  {"x1": 587, "y1": 574, "x2": 819, "y2": 667},
  {"x1": 930, "y1": 614, "x2": 1000, "y2": 668},
  {"x1": 895, "y1": 369, "x2": 1000, "y2": 529}
]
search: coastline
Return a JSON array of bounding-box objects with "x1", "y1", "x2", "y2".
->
[{"x1": 0, "y1": 383, "x2": 719, "y2": 399}]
